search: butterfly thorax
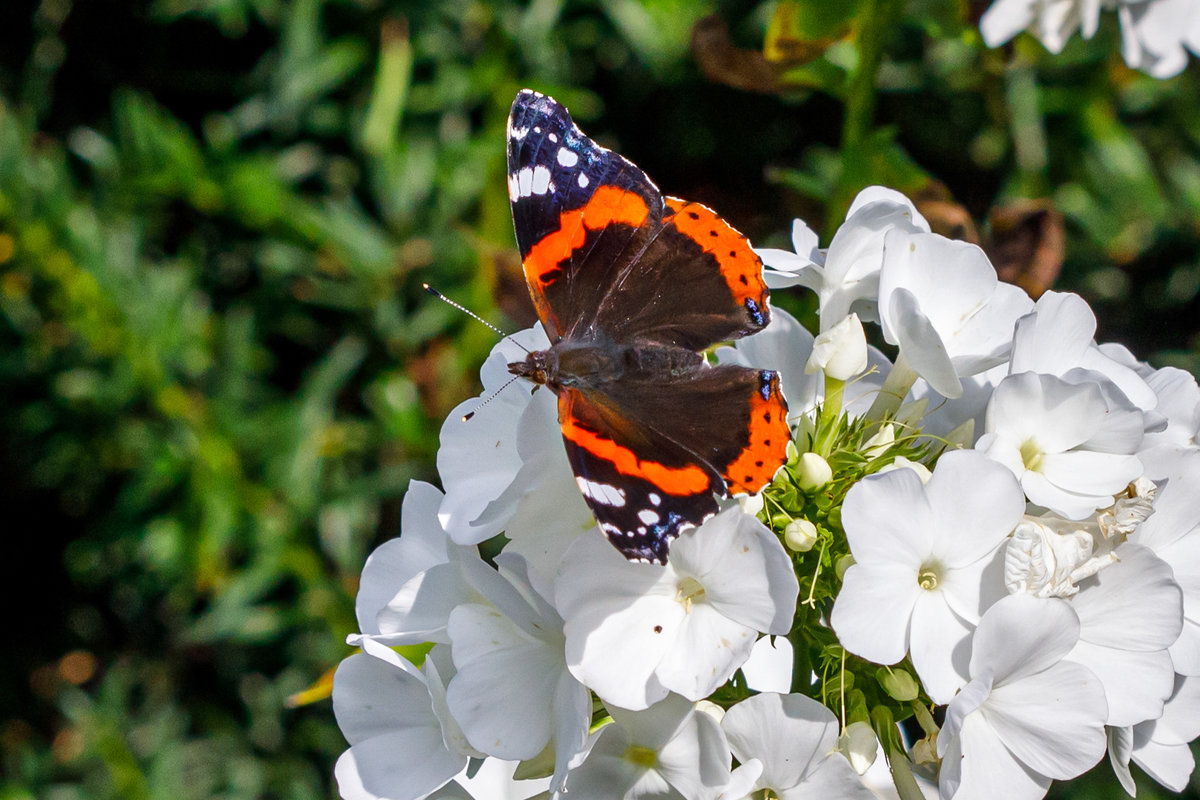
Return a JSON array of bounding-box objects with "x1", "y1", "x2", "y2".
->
[{"x1": 508, "y1": 338, "x2": 705, "y2": 392}]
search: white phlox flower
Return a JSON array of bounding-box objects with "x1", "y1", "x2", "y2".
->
[
  {"x1": 980, "y1": 0, "x2": 1200, "y2": 77},
  {"x1": 758, "y1": 186, "x2": 930, "y2": 330},
  {"x1": 556, "y1": 506, "x2": 799, "y2": 711},
  {"x1": 1131, "y1": 448, "x2": 1200, "y2": 674},
  {"x1": 831, "y1": 450, "x2": 1026, "y2": 703},
  {"x1": 1139, "y1": 364, "x2": 1200, "y2": 464},
  {"x1": 1042, "y1": 544, "x2": 1182, "y2": 726},
  {"x1": 877, "y1": 227, "x2": 1033, "y2": 400},
  {"x1": 1109, "y1": 675, "x2": 1200, "y2": 794},
  {"x1": 564, "y1": 693, "x2": 733, "y2": 800},
  {"x1": 436, "y1": 324, "x2": 594, "y2": 579},
  {"x1": 937, "y1": 594, "x2": 1109, "y2": 800},
  {"x1": 446, "y1": 553, "x2": 590, "y2": 795},
  {"x1": 976, "y1": 371, "x2": 1144, "y2": 519},
  {"x1": 354, "y1": 480, "x2": 460, "y2": 644},
  {"x1": 1009, "y1": 292, "x2": 1158, "y2": 418},
  {"x1": 333, "y1": 639, "x2": 476, "y2": 800},
  {"x1": 720, "y1": 693, "x2": 876, "y2": 800}
]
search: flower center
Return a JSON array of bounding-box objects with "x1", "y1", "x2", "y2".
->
[
  {"x1": 918, "y1": 562, "x2": 943, "y2": 590},
  {"x1": 676, "y1": 576, "x2": 707, "y2": 613},
  {"x1": 624, "y1": 745, "x2": 658, "y2": 768},
  {"x1": 1019, "y1": 439, "x2": 1045, "y2": 472}
]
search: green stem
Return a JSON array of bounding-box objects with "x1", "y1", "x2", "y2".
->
[
  {"x1": 829, "y1": 0, "x2": 902, "y2": 229},
  {"x1": 887, "y1": 745, "x2": 927, "y2": 800},
  {"x1": 865, "y1": 349, "x2": 918, "y2": 423}
]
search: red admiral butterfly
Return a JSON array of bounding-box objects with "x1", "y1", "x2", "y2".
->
[{"x1": 505, "y1": 89, "x2": 789, "y2": 564}]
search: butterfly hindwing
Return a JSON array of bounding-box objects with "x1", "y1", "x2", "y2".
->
[{"x1": 558, "y1": 363, "x2": 790, "y2": 563}]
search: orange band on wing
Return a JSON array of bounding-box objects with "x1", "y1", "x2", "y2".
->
[
  {"x1": 665, "y1": 198, "x2": 767, "y2": 307},
  {"x1": 722, "y1": 373, "x2": 790, "y2": 495},
  {"x1": 561, "y1": 415, "x2": 712, "y2": 495},
  {"x1": 524, "y1": 186, "x2": 650, "y2": 288}
]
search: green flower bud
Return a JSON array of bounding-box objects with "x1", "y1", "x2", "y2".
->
[{"x1": 797, "y1": 452, "x2": 833, "y2": 490}]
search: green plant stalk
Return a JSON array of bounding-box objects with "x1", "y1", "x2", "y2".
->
[{"x1": 831, "y1": 0, "x2": 901, "y2": 228}]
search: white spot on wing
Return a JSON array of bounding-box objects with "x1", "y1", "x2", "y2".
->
[
  {"x1": 648, "y1": 493, "x2": 662, "y2": 506},
  {"x1": 576, "y1": 476, "x2": 627, "y2": 507},
  {"x1": 557, "y1": 148, "x2": 579, "y2": 167},
  {"x1": 638, "y1": 509, "x2": 660, "y2": 525},
  {"x1": 531, "y1": 165, "x2": 552, "y2": 195},
  {"x1": 507, "y1": 173, "x2": 519, "y2": 201},
  {"x1": 549, "y1": 132, "x2": 558, "y2": 143},
  {"x1": 517, "y1": 167, "x2": 533, "y2": 197},
  {"x1": 578, "y1": 173, "x2": 590, "y2": 188},
  {"x1": 510, "y1": 126, "x2": 529, "y2": 140}
]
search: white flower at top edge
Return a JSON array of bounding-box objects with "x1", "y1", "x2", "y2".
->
[
  {"x1": 937, "y1": 594, "x2": 1108, "y2": 800},
  {"x1": 555, "y1": 506, "x2": 799, "y2": 711},
  {"x1": 830, "y1": 450, "x2": 1025, "y2": 703},
  {"x1": 757, "y1": 186, "x2": 929, "y2": 331},
  {"x1": 877, "y1": 228, "x2": 1033, "y2": 400},
  {"x1": 980, "y1": 0, "x2": 1200, "y2": 78}
]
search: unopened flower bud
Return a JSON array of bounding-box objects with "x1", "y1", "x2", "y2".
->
[
  {"x1": 835, "y1": 554, "x2": 855, "y2": 579},
  {"x1": 797, "y1": 452, "x2": 833, "y2": 490},
  {"x1": 784, "y1": 519, "x2": 819, "y2": 552},
  {"x1": 807, "y1": 313, "x2": 868, "y2": 380},
  {"x1": 837, "y1": 721, "x2": 878, "y2": 775},
  {"x1": 878, "y1": 668, "x2": 920, "y2": 701},
  {"x1": 879, "y1": 456, "x2": 932, "y2": 483},
  {"x1": 862, "y1": 423, "x2": 895, "y2": 460}
]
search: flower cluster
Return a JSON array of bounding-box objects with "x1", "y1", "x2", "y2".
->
[
  {"x1": 980, "y1": 0, "x2": 1200, "y2": 78},
  {"x1": 332, "y1": 186, "x2": 1200, "y2": 800}
]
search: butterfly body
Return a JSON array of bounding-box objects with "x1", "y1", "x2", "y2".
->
[{"x1": 506, "y1": 89, "x2": 789, "y2": 563}]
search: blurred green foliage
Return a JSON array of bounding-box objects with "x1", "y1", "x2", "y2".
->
[{"x1": 1, "y1": 0, "x2": 1199, "y2": 798}]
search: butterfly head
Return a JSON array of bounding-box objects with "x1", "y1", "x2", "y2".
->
[{"x1": 508, "y1": 349, "x2": 554, "y2": 388}]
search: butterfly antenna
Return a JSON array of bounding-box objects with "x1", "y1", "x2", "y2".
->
[
  {"x1": 461, "y1": 374, "x2": 528, "y2": 422},
  {"x1": 423, "y1": 283, "x2": 529, "y2": 354}
]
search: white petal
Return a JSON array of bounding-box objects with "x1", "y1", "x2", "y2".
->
[
  {"x1": 334, "y1": 731, "x2": 464, "y2": 800},
  {"x1": 557, "y1": 530, "x2": 681, "y2": 710},
  {"x1": 1072, "y1": 544, "x2": 1183, "y2": 651},
  {"x1": 356, "y1": 481, "x2": 448, "y2": 635},
  {"x1": 969, "y1": 595, "x2": 1080, "y2": 683},
  {"x1": 673, "y1": 508, "x2": 799, "y2": 633},
  {"x1": 909, "y1": 590, "x2": 973, "y2": 704},
  {"x1": 1067, "y1": 642, "x2": 1174, "y2": 727},
  {"x1": 656, "y1": 704, "x2": 733, "y2": 799},
  {"x1": 778, "y1": 752, "x2": 877, "y2": 800},
  {"x1": 925, "y1": 451, "x2": 1025, "y2": 567},
  {"x1": 984, "y1": 660, "x2": 1108, "y2": 779},
  {"x1": 722, "y1": 693, "x2": 838, "y2": 791},
  {"x1": 1131, "y1": 740, "x2": 1196, "y2": 792},
  {"x1": 741, "y1": 636, "x2": 794, "y2": 693},
  {"x1": 841, "y1": 469, "x2": 934, "y2": 568},
  {"x1": 943, "y1": 712, "x2": 1051, "y2": 800},
  {"x1": 831, "y1": 564, "x2": 921, "y2": 665},
  {"x1": 655, "y1": 606, "x2": 758, "y2": 701},
  {"x1": 446, "y1": 604, "x2": 561, "y2": 759}
]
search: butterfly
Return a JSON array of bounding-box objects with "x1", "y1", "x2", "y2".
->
[{"x1": 504, "y1": 89, "x2": 790, "y2": 564}]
